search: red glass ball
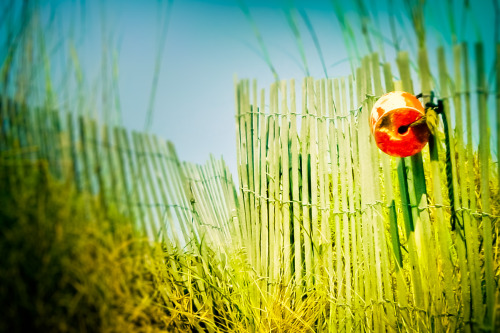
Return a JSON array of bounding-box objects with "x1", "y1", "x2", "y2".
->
[{"x1": 370, "y1": 91, "x2": 430, "y2": 157}]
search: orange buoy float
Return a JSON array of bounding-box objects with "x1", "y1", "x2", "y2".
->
[{"x1": 370, "y1": 91, "x2": 430, "y2": 158}]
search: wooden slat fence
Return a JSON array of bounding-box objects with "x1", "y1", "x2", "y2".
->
[
  {"x1": 1, "y1": 41, "x2": 499, "y2": 332},
  {"x1": 0, "y1": 96, "x2": 242, "y2": 331},
  {"x1": 235, "y1": 43, "x2": 499, "y2": 331},
  {"x1": 0, "y1": 97, "x2": 239, "y2": 253}
]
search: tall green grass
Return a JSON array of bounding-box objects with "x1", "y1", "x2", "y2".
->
[{"x1": 1, "y1": 0, "x2": 499, "y2": 332}]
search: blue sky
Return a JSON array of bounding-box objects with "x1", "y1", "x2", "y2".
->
[
  {"x1": 4, "y1": 0, "x2": 496, "y2": 177},
  {"x1": 65, "y1": 0, "x2": 357, "y2": 176}
]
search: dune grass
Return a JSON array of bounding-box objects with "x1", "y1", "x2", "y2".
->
[{"x1": 1, "y1": 0, "x2": 500, "y2": 332}]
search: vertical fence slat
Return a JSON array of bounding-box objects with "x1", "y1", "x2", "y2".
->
[
  {"x1": 462, "y1": 43, "x2": 484, "y2": 327},
  {"x1": 114, "y1": 127, "x2": 135, "y2": 221},
  {"x1": 381, "y1": 62, "x2": 411, "y2": 328},
  {"x1": 326, "y1": 78, "x2": 338, "y2": 330},
  {"x1": 317, "y1": 79, "x2": 330, "y2": 298},
  {"x1": 281, "y1": 80, "x2": 291, "y2": 285},
  {"x1": 258, "y1": 87, "x2": 269, "y2": 296},
  {"x1": 435, "y1": 46, "x2": 459, "y2": 328},
  {"x1": 396, "y1": 51, "x2": 426, "y2": 329},
  {"x1": 476, "y1": 42, "x2": 495, "y2": 329},
  {"x1": 268, "y1": 82, "x2": 278, "y2": 292},
  {"x1": 451, "y1": 44, "x2": 473, "y2": 331},
  {"x1": 272, "y1": 81, "x2": 282, "y2": 290},
  {"x1": 363, "y1": 55, "x2": 385, "y2": 332},
  {"x1": 308, "y1": 78, "x2": 320, "y2": 284},
  {"x1": 332, "y1": 78, "x2": 345, "y2": 331},
  {"x1": 289, "y1": 79, "x2": 302, "y2": 301},
  {"x1": 370, "y1": 53, "x2": 397, "y2": 330},
  {"x1": 339, "y1": 76, "x2": 353, "y2": 332},
  {"x1": 416, "y1": 47, "x2": 445, "y2": 331},
  {"x1": 301, "y1": 78, "x2": 312, "y2": 291}
]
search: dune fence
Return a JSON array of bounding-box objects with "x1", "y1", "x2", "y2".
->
[
  {"x1": 1, "y1": 42, "x2": 500, "y2": 331},
  {"x1": 1, "y1": 95, "x2": 249, "y2": 330},
  {"x1": 235, "y1": 43, "x2": 500, "y2": 332},
  {"x1": 0, "y1": 96, "x2": 239, "y2": 252}
]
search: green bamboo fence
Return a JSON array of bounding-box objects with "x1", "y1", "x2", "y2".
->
[{"x1": 235, "y1": 42, "x2": 500, "y2": 331}]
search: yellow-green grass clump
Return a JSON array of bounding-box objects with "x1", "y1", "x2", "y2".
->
[{"x1": 0, "y1": 161, "x2": 219, "y2": 332}]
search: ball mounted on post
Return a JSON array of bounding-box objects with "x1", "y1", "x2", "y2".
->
[{"x1": 369, "y1": 90, "x2": 443, "y2": 158}]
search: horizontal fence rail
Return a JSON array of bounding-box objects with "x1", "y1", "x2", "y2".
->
[{"x1": 235, "y1": 43, "x2": 500, "y2": 331}]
